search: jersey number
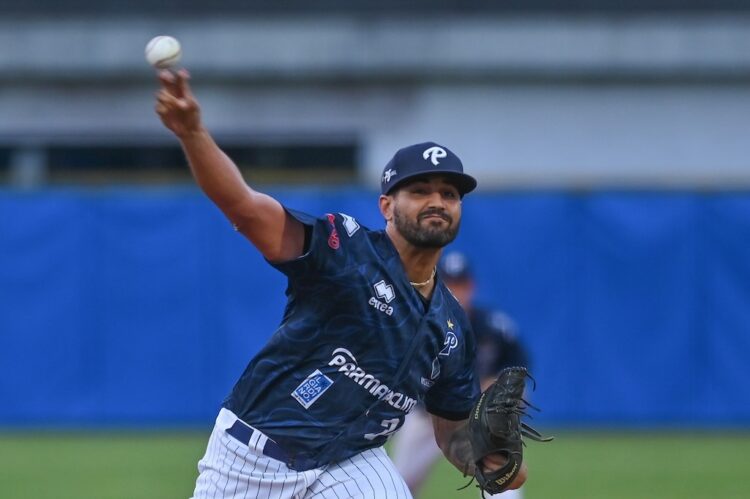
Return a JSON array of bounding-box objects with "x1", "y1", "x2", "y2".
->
[{"x1": 364, "y1": 418, "x2": 401, "y2": 441}]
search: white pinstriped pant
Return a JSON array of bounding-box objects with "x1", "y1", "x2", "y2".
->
[{"x1": 192, "y1": 408, "x2": 412, "y2": 499}]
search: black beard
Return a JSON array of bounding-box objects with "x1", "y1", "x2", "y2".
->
[{"x1": 393, "y1": 206, "x2": 460, "y2": 248}]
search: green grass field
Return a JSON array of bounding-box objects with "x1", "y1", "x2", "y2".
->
[{"x1": 1, "y1": 430, "x2": 748, "y2": 498}]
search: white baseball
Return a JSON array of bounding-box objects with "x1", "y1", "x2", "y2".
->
[{"x1": 145, "y1": 35, "x2": 182, "y2": 69}]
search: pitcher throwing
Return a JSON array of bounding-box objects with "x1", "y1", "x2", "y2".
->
[{"x1": 154, "y1": 68, "x2": 544, "y2": 498}]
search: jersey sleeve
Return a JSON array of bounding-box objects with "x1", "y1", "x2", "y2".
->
[
  {"x1": 268, "y1": 208, "x2": 354, "y2": 280},
  {"x1": 424, "y1": 324, "x2": 480, "y2": 421}
]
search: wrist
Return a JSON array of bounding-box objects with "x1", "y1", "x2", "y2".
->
[{"x1": 176, "y1": 125, "x2": 209, "y2": 141}]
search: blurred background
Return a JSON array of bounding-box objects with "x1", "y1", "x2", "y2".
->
[{"x1": 2, "y1": 1, "x2": 750, "y2": 498}]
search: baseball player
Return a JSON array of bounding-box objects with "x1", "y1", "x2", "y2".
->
[
  {"x1": 154, "y1": 69, "x2": 528, "y2": 498},
  {"x1": 390, "y1": 251, "x2": 530, "y2": 498}
]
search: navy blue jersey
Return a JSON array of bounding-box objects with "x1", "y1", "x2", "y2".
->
[
  {"x1": 471, "y1": 308, "x2": 529, "y2": 379},
  {"x1": 223, "y1": 209, "x2": 479, "y2": 470}
]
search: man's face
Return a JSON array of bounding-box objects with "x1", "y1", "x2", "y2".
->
[{"x1": 390, "y1": 176, "x2": 462, "y2": 248}]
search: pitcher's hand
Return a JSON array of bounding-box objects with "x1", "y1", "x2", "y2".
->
[{"x1": 155, "y1": 69, "x2": 203, "y2": 138}]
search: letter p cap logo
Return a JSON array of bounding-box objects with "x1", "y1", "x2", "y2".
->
[{"x1": 423, "y1": 146, "x2": 447, "y2": 166}]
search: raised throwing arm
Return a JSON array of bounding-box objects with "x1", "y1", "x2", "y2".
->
[{"x1": 154, "y1": 69, "x2": 305, "y2": 262}]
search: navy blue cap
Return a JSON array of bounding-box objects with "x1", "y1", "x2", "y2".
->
[
  {"x1": 438, "y1": 251, "x2": 473, "y2": 281},
  {"x1": 380, "y1": 142, "x2": 477, "y2": 196}
]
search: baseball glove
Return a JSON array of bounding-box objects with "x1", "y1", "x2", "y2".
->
[{"x1": 467, "y1": 366, "x2": 553, "y2": 496}]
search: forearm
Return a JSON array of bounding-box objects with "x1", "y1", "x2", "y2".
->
[
  {"x1": 434, "y1": 415, "x2": 526, "y2": 490},
  {"x1": 155, "y1": 69, "x2": 302, "y2": 261},
  {"x1": 442, "y1": 424, "x2": 474, "y2": 475},
  {"x1": 440, "y1": 421, "x2": 476, "y2": 476},
  {"x1": 178, "y1": 128, "x2": 253, "y2": 216}
]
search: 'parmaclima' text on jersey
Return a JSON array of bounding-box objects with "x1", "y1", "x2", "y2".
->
[{"x1": 223, "y1": 209, "x2": 479, "y2": 470}]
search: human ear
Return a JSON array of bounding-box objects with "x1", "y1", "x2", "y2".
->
[{"x1": 379, "y1": 194, "x2": 394, "y2": 222}]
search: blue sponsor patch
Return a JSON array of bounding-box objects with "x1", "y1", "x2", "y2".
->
[{"x1": 291, "y1": 369, "x2": 334, "y2": 409}]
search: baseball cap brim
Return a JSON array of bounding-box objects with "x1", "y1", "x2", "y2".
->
[{"x1": 385, "y1": 170, "x2": 478, "y2": 197}]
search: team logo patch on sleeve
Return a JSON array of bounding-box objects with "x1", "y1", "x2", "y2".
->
[
  {"x1": 325, "y1": 214, "x2": 341, "y2": 250},
  {"x1": 291, "y1": 369, "x2": 334, "y2": 409},
  {"x1": 339, "y1": 213, "x2": 360, "y2": 237}
]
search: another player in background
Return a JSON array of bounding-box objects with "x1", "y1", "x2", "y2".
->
[
  {"x1": 154, "y1": 68, "x2": 529, "y2": 498},
  {"x1": 391, "y1": 250, "x2": 530, "y2": 499}
]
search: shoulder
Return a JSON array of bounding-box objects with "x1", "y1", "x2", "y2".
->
[
  {"x1": 297, "y1": 210, "x2": 373, "y2": 252},
  {"x1": 321, "y1": 212, "x2": 371, "y2": 238},
  {"x1": 440, "y1": 284, "x2": 474, "y2": 337},
  {"x1": 323, "y1": 213, "x2": 385, "y2": 259},
  {"x1": 271, "y1": 209, "x2": 375, "y2": 276},
  {"x1": 440, "y1": 283, "x2": 468, "y2": 319},
  {"x1": 440, "y1": 281, "x2": 464, "y2": 309},
  {"x1": 286, "y1": 209, "x2": 369, "y2": 234}
]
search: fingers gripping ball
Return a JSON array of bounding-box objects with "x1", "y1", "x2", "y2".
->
[
  {"x1": 468, "y1": 367, "x2": 553, "y2": 496},
  {"x1": 145, "y1": 35, "x2": 182, "y2": 69}
]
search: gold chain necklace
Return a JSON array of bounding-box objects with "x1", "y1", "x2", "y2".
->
[{"x1": 410, "y1": 267, "x2": 436, "y2": 287}]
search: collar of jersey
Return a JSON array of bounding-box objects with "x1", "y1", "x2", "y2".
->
[{"x1": 373, "y1": 229, "x2": 448, "y2": 311}]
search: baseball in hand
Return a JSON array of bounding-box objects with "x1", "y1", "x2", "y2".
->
[{"x1": 145, "y1": 35, "x2": 182, "y2": 69}]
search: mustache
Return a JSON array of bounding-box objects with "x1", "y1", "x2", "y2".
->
[{"x1": 418, "y1": 209, "x2": 452, "y2": 223}]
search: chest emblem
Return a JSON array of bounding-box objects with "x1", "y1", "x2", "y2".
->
[
  {"x1": 439, "y1": 331, "x2": 459, "y2": 357},
  {"x1": 373, "y1": 280, "x2": 395, "y2": 303},
  {"x1": 369, "y1": 280, "x2": 395, "y2": 316}
]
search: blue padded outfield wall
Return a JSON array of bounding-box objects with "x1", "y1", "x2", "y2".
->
[{"x1": 1, "y1": 188, "x2": 749, "y2": 427}]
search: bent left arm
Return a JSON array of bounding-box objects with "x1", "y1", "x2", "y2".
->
[{"x1": 431, "y1": 415, "x2": 527, "y2": 490}]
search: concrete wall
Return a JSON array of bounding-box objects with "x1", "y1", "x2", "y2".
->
[{"x1": 2, "y1": 15, "x2": 750, "y2": 187}]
